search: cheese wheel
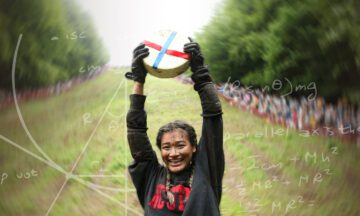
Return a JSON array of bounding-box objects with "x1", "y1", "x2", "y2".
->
[{"x1": 143, "y1": 30, "x2": 190, "y2": 78}]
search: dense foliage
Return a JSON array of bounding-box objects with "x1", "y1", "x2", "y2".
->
[
  {"x1": 197, "y1": 0, "x2": 360, "y2": 102},
  {"x1": 0, "y1": 0, "x2": 109, "y2": 90}
]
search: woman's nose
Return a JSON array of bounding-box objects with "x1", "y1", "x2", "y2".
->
[{"x1": 169, "y1": 147, "x2": 178, "y2": 156}]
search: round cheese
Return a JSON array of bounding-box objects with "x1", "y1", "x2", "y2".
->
[{"x1": 143, "y1": 30, "x2": 190, "y2": 78}]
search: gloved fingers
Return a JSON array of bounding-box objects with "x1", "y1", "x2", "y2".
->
[
  {"x1": 184, "y1": 41, "x2": 199, "y2": 47},
  {"x1": 133, "y1": 49, "x2": 149, "y2": 63},
  {"x1": 125, "y1": 71, "x2": 135, "y2": 80},
  {"x1": 133, "y1": 47, "x2": 149, "y2": 58},
  {"x1": 184, "y1": 46, "x2": 201, "y2": 56},
  {"x1": 184, "y1": 42, "x2": 200, "y2": 50},
  {"x1": 184, "y1": 47, "x2": 200, "y2": 54},
  {"x1": 184, "y1": 46, "x2": 200, "y2": 54},
  {"x1": 188, "y1": 37, "x2": 194, "y2": 42},
  {"x1": 133, "y1": 43, "x2": 146, "y2": 54}
]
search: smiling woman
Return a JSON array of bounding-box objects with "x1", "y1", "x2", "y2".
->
[
  {"x1": 157, "y1": 122, "x2": 197, "y2": 174},
  {"x1": 125, "y1": 40, "x2": 224, "y2": 215}
]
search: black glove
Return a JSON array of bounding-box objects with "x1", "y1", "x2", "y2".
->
[
  {"x1": 125, "y1": 43, "x2": 149, "y2": 84},
  {"x1": 184, "y1": 37, "x2": 205, "y2": 72},
  {"x1": 184, "y1": 38, "x2": 212, "y2": 91}
]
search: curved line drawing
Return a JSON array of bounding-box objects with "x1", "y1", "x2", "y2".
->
[
  {"x1": 9, "y1": 34, "x2": 140, "y2": 215},
  {"x1": 83, "y1": 181, "x2": 136, "y2": 192},
  {"x1": 0, "y1": 133, "x2": 136, "y2": 194},
  {"x1": 106, "y1": 110, "x2": 124, "y2": 119},
  {"x1": 75, "y1": 174, "x2": 125, "y2": 178},
  {"x1": 43, "y1": 77, "x2": 127, "y2": 214},
  {"x1": 69, "y1": 78, "x2": 125, "y2": 174},
  {"x1": 124, "y1": 71, "x2": 129, "y2": 215},
  {"x1": 11, "y1": 34, "x2": 66, "y2": 174}
]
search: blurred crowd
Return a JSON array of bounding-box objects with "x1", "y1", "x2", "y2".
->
[
  {"x1": 219, "y1": 81, "x2": 360, "y2": 142},
  {"x1": 0, "y1": 65, "x2": 107, "y2": 109},
  {"x1": 3, "y1": 72, "x2": 358, "y2": 144},
  {"x1": 176, "y1": 75, "x2": 360, "y2": 144}
]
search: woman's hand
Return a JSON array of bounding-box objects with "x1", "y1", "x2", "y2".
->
[
  {"x1": 184, "y1": 38, "x2": 212, "y2": 91},
  {"x1": 125, "y1": 43, "x2": 149, "y2": 84},
  {"x1": 184, "y1": 37, "x2": 205, "y2": 72}
]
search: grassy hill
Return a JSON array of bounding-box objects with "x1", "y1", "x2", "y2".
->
[{"x1": 0, "y1": 68, "x2": 359, "y2": 215}]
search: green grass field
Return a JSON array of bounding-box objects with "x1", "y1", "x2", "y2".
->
[{"x1": 0, "y1": 68, "x2": 359, "y2": 216}]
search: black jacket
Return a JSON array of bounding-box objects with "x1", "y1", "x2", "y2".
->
[{"x1": 127, "y1": 83, "x2": 224, "y2": 216}]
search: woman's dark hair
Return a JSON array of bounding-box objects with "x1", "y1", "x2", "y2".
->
[{"x1": 156, "y1": 120, "x2": 197, "y2": 149}]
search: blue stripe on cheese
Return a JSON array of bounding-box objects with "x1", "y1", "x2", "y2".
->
[{"x1": 152, "y1": 31, "x2": 177, "y2": 69}]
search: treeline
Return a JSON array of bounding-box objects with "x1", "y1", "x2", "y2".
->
[
  {"x1": 197, "y1": 0, "x2": 360, "y2": 103},
  {"x1": 0, "y1": 0, "x2": 109, "y2": 90}
]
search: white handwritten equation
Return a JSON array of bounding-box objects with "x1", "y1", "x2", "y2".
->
[
  {"x1": 1, "y1": 169, "x2": 39, "y2": 185},
  {"x1": 51, "y1": 31, "x2": 87, "y2": 41},
  {"x1": 223, "y1": 146, "x2": 339, "y2": 215}
]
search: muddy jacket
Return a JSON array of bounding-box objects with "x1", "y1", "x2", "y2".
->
[{"x1": 126, "y1": 83, "x2": 224, "y2": 216}]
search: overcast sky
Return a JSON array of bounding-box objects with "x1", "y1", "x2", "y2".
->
[{"x1": 76, "y1": 0, "x2": 223, "y2": 65}]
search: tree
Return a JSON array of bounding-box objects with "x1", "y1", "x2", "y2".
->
[
  {"x1": 0, "y1": 0, "x2": 109, "y2": 90},
  {"x1": 197, "y1": 0, "x2": 360, "y2": 102}
]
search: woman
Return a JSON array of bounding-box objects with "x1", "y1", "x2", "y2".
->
[{"x1": 125, "y1": 39, "x2": 224, "y2": 215}]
